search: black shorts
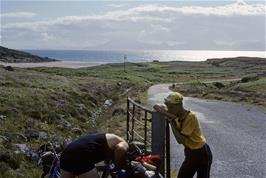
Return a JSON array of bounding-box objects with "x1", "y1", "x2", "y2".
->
[{"x1": 60, "y1": 133, "x2": 111, "y2": 175}]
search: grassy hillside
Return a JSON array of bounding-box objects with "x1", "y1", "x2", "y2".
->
[
  {"x1": 0, "y1": 57, "x2": 265, "y2": 177},
  {"x1": 0, "y1": 65, "x2": 149, "y2": 177}
]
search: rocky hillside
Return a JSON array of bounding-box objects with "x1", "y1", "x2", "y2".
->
[{"x1": 0, "y1": 46, "x2": 57, "y2": 63}]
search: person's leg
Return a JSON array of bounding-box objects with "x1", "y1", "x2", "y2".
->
[
  {"x1": 196, "y1": 144, "x2": 212, "y2": 178},
  {"x1": 178, "y1": 159, "x2": 197, "y2": 178},
  {"x1": 61, "y1": 169, "x2": 75, "y2": 178},
  {"x1": 178, "y1": 149, "x2": 197, "y2": 178},
  {"x1": 196, "y1": 160, "x2": 212, "y2": 178},
  {"x1": 78, "y1": 168, "x2": 100, "y2": 178}
]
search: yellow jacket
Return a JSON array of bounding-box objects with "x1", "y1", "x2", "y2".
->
[{"x1": 173, "y1": 111, "x2": 206, "y2": 149}]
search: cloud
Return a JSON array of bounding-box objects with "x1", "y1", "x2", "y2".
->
[
  {"x1": 107, "y1": 3, "x2": 127, "y2": 8},
  {"x1": 166, "y1": 41, "x2": 187, "y2": 47},
  {"x1": 114, "y1": 1, "x2": 265, "y2": 17},
  {"x1": 0, "y1": 12, "x2": 36, "y2": 18},
  {"x1": 41, "y1": 33, "x2": 55, "y2": 41},
  {"x1": 176, "y1": 1, "x2": 266, "y2": 16},
  {"x1": 215, "y1": 41, "x2": 235, "y2": 46},
  {"x1": 2, "y1": 1, "x2": 265, "y2": 50},
  {"x1": 139, "y1": 40, "x2": 163, "y2": 45},
  {"x1": 139, "y1": 40, "x2": 186, "y2": 47},
  {"x1": 3, "y1": 1, "x2": 265, "y2": 32},
  {"x1": 150, "y1": 24, "x2": 170, "y2": 32}
]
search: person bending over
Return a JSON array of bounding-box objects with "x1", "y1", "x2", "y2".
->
[
  {"x1": 154, "y1": 92, "x2": 212, "y2": 178},
  {"x1": 60, "y1": 133, "x2": 129, "y2": 178}
]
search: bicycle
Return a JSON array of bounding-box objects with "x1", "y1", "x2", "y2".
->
[
  {"x1": 38, "y1": 142, "x2": 62, "y2": 178},
  {"x1": 99, "y1": 141, "x2": 163, "y2": 178},
  {"x1": 38, "y1": 141, "x2": 164, "y2": 178}
]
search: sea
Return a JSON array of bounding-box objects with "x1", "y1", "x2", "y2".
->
[{"x1": 25, "y1": 49, "x2": 266, "y2": 63}]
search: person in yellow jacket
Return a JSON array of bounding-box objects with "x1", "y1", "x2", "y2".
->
[{"x1": 154, "y1": 92, "x2": 212, "y2": 178}]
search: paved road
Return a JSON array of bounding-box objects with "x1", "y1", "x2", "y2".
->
[{"x1": 147, "y1": 84, "x2": 266, "y2": 178}]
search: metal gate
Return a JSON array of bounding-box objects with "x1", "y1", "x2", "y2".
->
[
  {"x1": 126, "y1": 97, "x2": 171, "y2": 178},
  {"x1": 126, "y1": 97, "x2": 152, "y2": 153}
]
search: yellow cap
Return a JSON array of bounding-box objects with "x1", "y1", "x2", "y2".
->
[{"x1": 164, "y1": 92, "x2": 183, "y2": 104}]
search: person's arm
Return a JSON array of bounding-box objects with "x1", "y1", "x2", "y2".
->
[
  {"x1": 114, "y1": 141, "x2": 129, "y2": 168},
  {"x1": 153, "y1": 104, "x2": 176, "y2": 121},
  {"x1": 153, "y1": 104, "x2": 182, "y2": 129},
  {"x1": 154, "y1": 104, "x2": 186, "y2": 144}
]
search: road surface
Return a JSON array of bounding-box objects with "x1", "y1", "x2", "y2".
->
[{"x1": 147, "y1": 84, "x2": 266, "y2": 178}]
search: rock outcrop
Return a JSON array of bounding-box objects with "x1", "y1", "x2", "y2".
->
[{"x1": 0, "y1": 46, "x2": 57, "y2": 63}]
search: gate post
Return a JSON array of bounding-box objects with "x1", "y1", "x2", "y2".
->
[{"x1": 152, "y1": 112, "x2": 166, "y2": 175}]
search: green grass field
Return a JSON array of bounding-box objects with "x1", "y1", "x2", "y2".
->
[{"x1": 0, "y1": 57, "x2": 265, "y2": 177}]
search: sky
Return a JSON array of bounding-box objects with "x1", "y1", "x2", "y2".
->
[{"x1": 1, "y1": 0, "x2": 265, "y2": 51}]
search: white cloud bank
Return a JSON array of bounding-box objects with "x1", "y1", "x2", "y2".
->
[
  {"x1": 0, "y1": 12, "x2": 36, "y2": 18},
  {"x1": 2, "y1": 1, "x2": 265, "y2": 31},
  {"x1": 1, "y1": 1, "x2": 265, "y2": 50}
]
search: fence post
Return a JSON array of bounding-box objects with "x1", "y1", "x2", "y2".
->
[{"x1": 152, "y1": 112, "x2": 166, "y2": 176}]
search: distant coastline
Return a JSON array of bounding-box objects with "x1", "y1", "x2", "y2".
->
[
  {"x1": 0, "y1": 46, "x2": 265, "y2": 68},
  {"x1": 24, "y1": 49, "x2": 265, "y2": 63}
]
